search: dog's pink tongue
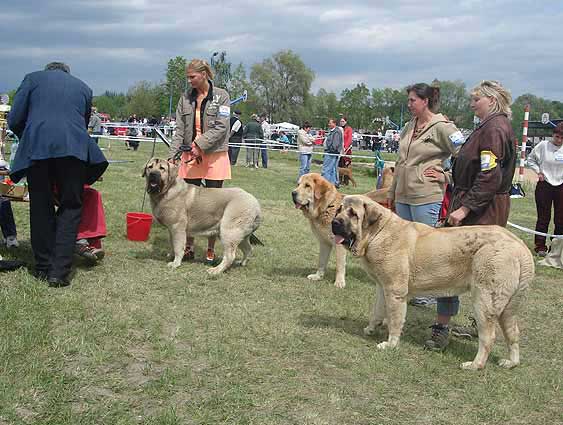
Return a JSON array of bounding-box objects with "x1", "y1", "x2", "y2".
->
[
  {"x1": 334, "y1": 235, "x2": 345, "y2": 245},
  {"x1": 294, "y1": 203, "x2": 301, "y2": 209}
]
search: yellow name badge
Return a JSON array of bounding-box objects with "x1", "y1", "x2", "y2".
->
[{"x1": 480, "y1": 150, "x2": 498, "y2": 171}]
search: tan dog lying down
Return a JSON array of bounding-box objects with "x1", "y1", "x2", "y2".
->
[
  {"x1": 143, "y1": 158, "x2": 262, "y2": 275},
  {"x1": 331, "y1": 195, "x2": 534, "y2": 370}
]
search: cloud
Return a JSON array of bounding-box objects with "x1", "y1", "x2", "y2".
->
[{"x1": 0, "y1": 0, "x2": 562, "y2": 102}]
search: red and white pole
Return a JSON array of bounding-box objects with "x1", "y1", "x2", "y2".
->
[{"x1": 518, "y1": 104, "x2": 530, "y2": 183}]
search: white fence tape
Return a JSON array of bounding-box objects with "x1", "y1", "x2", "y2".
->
[{"x1": 507, "y1": 222, "x2": 563, "y2": 239}]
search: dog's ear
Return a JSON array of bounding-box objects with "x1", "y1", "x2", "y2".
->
[
  {"x1": 363, "y1": 200, "x2": 384, "y2": 228},
  {"x1": 167, "y1": 161, "x2": 178, "y2": 185},
  {"x1": 141, "y1": 159, "x2": 151, "y2": 177},
  {"x1": 314, "y1": 178, "x2": 329, "y2": 200}
]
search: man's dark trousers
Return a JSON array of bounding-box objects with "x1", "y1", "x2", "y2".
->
[{"x1": 27, "y1": 157, "x2": 86, "y2": 280}]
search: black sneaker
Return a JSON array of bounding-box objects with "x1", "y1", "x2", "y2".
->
[
  {"x1": 424, "y1": 323, "x2": 450, "y2": 351},
  {"x1": 75, "y1": 243, "x2": 98, "y2": 264}
]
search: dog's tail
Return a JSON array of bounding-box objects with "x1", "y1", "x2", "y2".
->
[{"x1": 250, "y1": 233, "x2": 264, "y2": 246}]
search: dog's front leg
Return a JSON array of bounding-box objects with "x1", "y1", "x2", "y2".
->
[
  {"x1": 377, "y1": 289, "x2": 407, "y2": 350},
  {"x1": 167, "y1": 224, "x2": 186, "y2": 269},
  {"x1": 334, "y1": 244, "x2": 347, "y2": 288},
  {"x1": 364, "y1": 284, "x2": 387, "y2": 335},
  {"x1": 308, "y1": 241, "x2": 331, "y2": 281}
]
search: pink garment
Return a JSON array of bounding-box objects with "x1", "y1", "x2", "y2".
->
[
  {"x1": 77, "y1": 186, "x2": 106, "y2": 248},
  {"x1": 178, "y1": 150, "x2": 231, "y2": 180}
]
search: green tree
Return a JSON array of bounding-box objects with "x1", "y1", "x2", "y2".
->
[
  {"x1": 126, "y1": 81, "x2": 163, "y2": 118},
  {"x1": 250, "y1": 50, "x2": 314, "y2": 123},
  {"x1": 165, "y1": 56, "x2": 187, "y2": 118},
  {"x1": 211, "y1": 51, "x2": 232, "y2": 90},
  {"x1": 371, "y1": 88, "x2": 407, "y2": 131},
  {"x1": 436, "y1": 80, "x2": 472, "y2": 128},
  {"x1": 93, "y1": 91, "x2": 128, "y2": 120},
  {"x1": 340, "y1": 83, "x2": 372, "y2": 129}
]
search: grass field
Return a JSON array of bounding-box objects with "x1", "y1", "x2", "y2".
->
[{"x1": 1, "y1": 140, "x2": 562, "y2": 425}]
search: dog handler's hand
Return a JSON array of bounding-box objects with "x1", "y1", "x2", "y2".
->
[
  {"x1": 423, "y1": 166, "x2": 445, "y2": 183},
  {"x1": 447, "y1": 206, "x2": 470, "y2": 226}
]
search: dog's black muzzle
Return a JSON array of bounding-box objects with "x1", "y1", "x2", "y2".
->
[
  {"x1": 147, "y1": 172, "x2": 162, "y2": 194},
  {"x1": 332, "y1": 218, "x2": 345, "y2": 236}
]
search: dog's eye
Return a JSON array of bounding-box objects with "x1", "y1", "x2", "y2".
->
[
  {"x1": 348, "y1": 208, "x2": 357, "y2": 218},
  {"x1": 304, "y1": 183, "x2": 310, "y2": 188},
  {"x1": 336, "y1": 206, "x2": 342, "y2": 214},
  {"x1": 159, "y1": 166, "x2": 166, "y2": 171}
]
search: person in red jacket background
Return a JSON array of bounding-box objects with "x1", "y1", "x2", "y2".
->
[{"x1": 339, "y1": 117, "x2": 353, "y2": 168}]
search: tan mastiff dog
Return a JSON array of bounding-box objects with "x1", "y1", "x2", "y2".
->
[
  {"x1": 331, "y1": 195, "x2": 534, "y2": 370},
  {"x1": 143, "y1": 158, "x2": 262, "y2": 275},
  {"x1": 292, "y1": 173, "x2": 347, "y2": 288}
]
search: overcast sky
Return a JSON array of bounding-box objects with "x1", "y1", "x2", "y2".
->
[{"x1": 1, "y1": 0, "x2": 561, "y2": 102}]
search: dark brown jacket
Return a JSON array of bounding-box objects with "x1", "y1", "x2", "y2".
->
[{"x1": 448, "y1": 113, "x2": 516, "y2": 226}]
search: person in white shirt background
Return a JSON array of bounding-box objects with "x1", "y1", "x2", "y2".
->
[
  {"x1": 527, "y1": 122, "x2": 563, "y2": 256},
  {"x1": 260, "y1": 114, "x2": 270, "y2": 169}
]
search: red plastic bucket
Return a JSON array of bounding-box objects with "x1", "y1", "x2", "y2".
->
[{"x1": 126, "y1": 212, "x2": 153, "y2": 241}]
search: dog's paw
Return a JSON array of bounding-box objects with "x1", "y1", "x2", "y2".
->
[
  {"x1": 334, "y1": 278, "x2": 346, "y2": 289},
  {"x1": 376, "y1": 341, "x2": 393, "y2": 350},
  {"x1": 460, "y1": 361, "x2": 484, "y2": 370},
  {"x1": 498, "y1": 359, "x2": 519, "y2": 369},
  {"x1": 307, "y1": 272, "x2": 323, "y2": 281},
  {"x1": 167, "y1": 260, "x2": 181, "y2": 269}
]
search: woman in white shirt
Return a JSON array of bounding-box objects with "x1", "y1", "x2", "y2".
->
[{"x1": 527, "y1": 122, "x2": 563, "y2": 256}]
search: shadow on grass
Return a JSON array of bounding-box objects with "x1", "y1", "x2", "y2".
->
[{"x1": 299, "y1": 309, "x2": 480, "y2": 364}]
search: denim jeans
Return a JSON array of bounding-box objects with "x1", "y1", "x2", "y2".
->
[
  {"x1": 321, "y1": 153, "x2": 339, "y2": 185},
  {"x1": 298, "y1": 153, "x2": 312, "y2": 178},
  {"x1": 395, "y1": 201, "x2": 459, "y2": 317},
  {"x1": 395, "y1": 202, "x2": 441, "y2": 226},
  {"x1": 261, "y1": 144, "x2": 268, "y2": 168}
]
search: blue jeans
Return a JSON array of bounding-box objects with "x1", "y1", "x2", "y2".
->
[
  {"x1": 261, "y1": 144, "x2": 268, "y2": 168},
  {"x1": 395, "y1": 202, "x2": 440, "y2": 226},
  {"x1": 321, "y1": 153, "x2": 339, "y2": 185},
  {"x1": 395, "y1": 201, "x2": 459, "y2": 317},
  {"x1": 298, "y1": 153, "x2": 312, "y2": 178}
]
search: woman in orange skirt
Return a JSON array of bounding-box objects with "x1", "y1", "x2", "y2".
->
[{"x1": 170, "y1": 59, "x2": 231, "y2": 264}]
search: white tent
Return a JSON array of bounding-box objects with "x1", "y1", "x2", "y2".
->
[{"x1": 272, "y1": 122, "x2": 299, "y2": 131}]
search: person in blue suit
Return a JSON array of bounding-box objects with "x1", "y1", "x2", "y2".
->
[{"x1": 8, "y1": 62, "x2": 108, "y2": 287}]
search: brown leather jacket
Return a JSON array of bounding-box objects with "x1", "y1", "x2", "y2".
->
[{"x1": 448, "y1": 113, "x2": 516, "y2": 226}]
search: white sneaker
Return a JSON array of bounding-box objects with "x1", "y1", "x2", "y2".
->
[{"x1": 6, "y1": 236, "x2": 18, "y2": 248}]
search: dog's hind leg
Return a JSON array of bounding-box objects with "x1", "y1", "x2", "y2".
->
[
  {"x1": 208, "y1": 240, "x2": 237, "y2": 275},
  {"x1": 237, "y1": 236, "x2": 252, "y2": 267},
  {"x1": 461, "y1": 289, "x2": 496, "y2": 370},
  {"x1": 497, "y1": 298, "x2": 520, "y2": 369},
  {"x1": 349, "y1": 176, "x2": 357, "y2": 187}
]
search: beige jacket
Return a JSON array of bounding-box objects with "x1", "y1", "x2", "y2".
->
[
  {"x1": 297, "y1": 129, "x2": 314, "y2": 154},
  {"x1": 388, "y1": 113, "x2": 463, "y2": 205},
  {"x1": 170, "y1": 82, "x2": 231, "y2": 157}
]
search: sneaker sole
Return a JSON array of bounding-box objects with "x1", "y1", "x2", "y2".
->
[{"x1": 451, "y1": 330, "x2": 477, "y2": 339}]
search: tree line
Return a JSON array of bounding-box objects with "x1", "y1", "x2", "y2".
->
[{"x1": 51, "y1": 49, "x2": 563, "y2": 136}]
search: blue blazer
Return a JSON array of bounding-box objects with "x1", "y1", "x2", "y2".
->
[{"x1": 8, "y1": 69, "x2": 107, "y2": 184}]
